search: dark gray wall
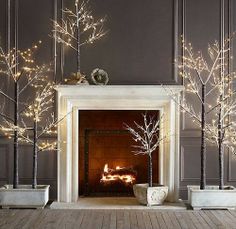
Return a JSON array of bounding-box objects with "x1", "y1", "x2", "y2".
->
[
  {"x1": 0, "y1": 0, "x2": 235, "y2": 200},
  {"x1": 61, "y1": 0, "x2": 181, "y2": 84}
]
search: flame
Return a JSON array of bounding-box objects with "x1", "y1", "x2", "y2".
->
[
  {"x1": 100, "y1": 163, "x2": 136, "y2": 184},
  {"x1": 104, "y1": 164, "x2": 109, "y2": 173}
]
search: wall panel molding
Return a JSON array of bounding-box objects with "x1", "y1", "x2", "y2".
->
[
  {"x1": 227, "y1": 151, "x2": 236, "y2": 182},
  {"x1": 180, "y1": 144, "x2": 219, "y2": 183},
  {"x1": 56, "y1": 0, "x2": 184, "y2": 84},
  {"x1": 0, "y1": 144, "x2": 9, "y2": 182},
  {"x1": 181, "y1": 0, "x2": 222, "y2": 132}
]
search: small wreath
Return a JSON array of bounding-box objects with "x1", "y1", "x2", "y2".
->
[{"x1": 91, "y1": 68, "x2": 109, "y2": 85}]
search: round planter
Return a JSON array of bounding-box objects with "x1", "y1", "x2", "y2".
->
[{"x1": 133, "y1": 183, "x2": 168, "y2": 206}]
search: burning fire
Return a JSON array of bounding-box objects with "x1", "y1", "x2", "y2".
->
[{"x1": 100, "y1": 163, "x2": 137, "y2": 185}]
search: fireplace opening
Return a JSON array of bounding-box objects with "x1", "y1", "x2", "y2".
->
[{"x1": 79, "y1": 110, "x2": 159, "y2": 196}]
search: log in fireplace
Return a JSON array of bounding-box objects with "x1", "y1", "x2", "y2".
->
[
  {"x1": 100, "y1": 163, "x2": 137, "y2": 185},
  {"x1": 79, "y1": 110, "x2": 159, "y2": 196}
]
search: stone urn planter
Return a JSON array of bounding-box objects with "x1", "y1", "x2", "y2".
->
[
  {"x1": 188, "y1": 185, "x2": 236, "y2": 210},
  {"x1": 133, "y1": 184, "x2": 168, "y2": 206},
  {"x1": 0, "y1": 185, "x2": 49, "y2": 209}
]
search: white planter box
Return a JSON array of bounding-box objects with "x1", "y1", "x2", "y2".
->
[
  {"x1": 0, "y1": 185, "x2": 50, "y2": 209},
  {"x1": 133, "y1": 184, "x2": 168, "y2": 206},
  {"x1": 188, "y1": 185, "x2": 236, "y2": 210}
]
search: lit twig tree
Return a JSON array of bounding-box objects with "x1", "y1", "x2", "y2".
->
[
  {"x1": 205, "y1": 37, "x2": 236, "y2": 189},
  {"x1": 0, "y1": 81, "x2": 65, "y2": 189},
  {"x1": 52, "y1": 0, "x2": 106, "y2": 74},
  {"x1": 125, "y1": 113, "x2": 167, "y2": 187},
  {"x1": 0, "y1": 42, "x2": 50, "y2": 188},
  {"x1": 20, "y1": 82, "x2": 63, "y2": 189},
  {"x1": 167, "y1": 36, "x2": 234, "y2": 190}
]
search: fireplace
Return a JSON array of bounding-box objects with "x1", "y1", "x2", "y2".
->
[
  {"x1": 79, "y1": 110, "x2": 159, "y2": 196},
  {"x1": 56, "y1": 85, "x2": 183, "y2": 203}
]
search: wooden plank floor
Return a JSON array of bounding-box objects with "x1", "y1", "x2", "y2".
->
[{"x1": 0, "y1": 209, "x2": 236, "y2": 229}]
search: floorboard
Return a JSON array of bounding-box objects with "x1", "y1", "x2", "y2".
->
[
  {"x1": 174, "y1": 212, "x2": 189, "y2": 229},
  {"x1": 142, "y1": 211, "x2": 152, "y2": 229},
  {"x1": 135, "y1": 211, "x2": 145, "y2": 229},
  {"x1": 101, "y1": 211, "x2": 111, "y2": 229},
  {"x1": 192, "y1": 211, "x2": 211, "y2": 229},
  {"x1": 0, "y1": 210, "x2": 18, "y2": 229},
  {"x1": 129, "y1": 210, "x2": 138, "y2": 229},
  {"x1": 123, "y1": 211, "x2": 130, "y2": 229},
  {"x1": 149, "y1": 211, "x2": 160, "y2": 229},
  {"x1": 110, "y1": 211, "x2": 116, "y2": 229},
  {"x1": 198, "y1": 211, "x2": 217, "y2": 229},
  {"x1": 63, "y1": 210, "x2": 81, "y2": 229},
  {"x1": 167, "y1": 211, "x2": 181, "y2": 229},
  {"x1": 155, "y1": 211, "x2": 167, "y2": 229},
  {"x1": 80, "y1": 210, "x2": 92, "y2": 229},
  {"x1": 205, "y1": 211, "x2": 226, "y2": 229},
  {"x1": 1, "y1": 209, "x2": 236, "y2": 229},
  {"x1": 13, "y1": 210, "x2": 33, "y2": 229},
  {"x1": 211, "y1": 210, "x2": 235, "y2": 229},
  {"x1": 116, "y1": 211, "x2": 124, "y2": 229},
  {"x1": 161, "y1": 211, "x2": 174, "y2": 229}
]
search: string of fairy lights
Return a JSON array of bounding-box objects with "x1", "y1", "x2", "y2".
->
[
  {"x1": 0, "y1": 41, "x2": 59, "y2": 152},
  {"x1": 168, "y1": 35, "x2": 236, "y2": 152},
  {"x1": 124, "y1": 114, "x2": 168, "y2": 156},
  {"x1": 52, "y1": 0, "x2": 106, "y2": 52}
]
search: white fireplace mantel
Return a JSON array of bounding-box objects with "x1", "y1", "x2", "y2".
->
[{"x1": 55, "y1": 85, "x2": 183, "y2": 203}]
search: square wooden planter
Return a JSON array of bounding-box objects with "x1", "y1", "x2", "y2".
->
[
  {"x1": 188, "y1": 185, "x2": 236, "y2": 210},
  {"x1": 0, "y1": 185, "x2": 50, "y2": 209}
]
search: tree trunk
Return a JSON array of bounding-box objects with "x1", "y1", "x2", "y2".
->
[
  {"x1": 218, "y1": 140, "x2": 224, "y2": 190},
  {"x1": 13, "y1": 82, "x2": 19, "y2": 189},
  {"x1": 218, "y1": 99, "x2": 224, "y2": 190},
  {"x1": 75, "y1": 1, "x2": 80, "y2": 73},
  {"x1": 148, "y1": 155, "x2": 153, "y2": 187},
  {"x1": 200, "y1": 84, "x2": 206, "y2": 190},
  {"x1": 32, "y1": 120, "x2": 38, "y2": 189}
]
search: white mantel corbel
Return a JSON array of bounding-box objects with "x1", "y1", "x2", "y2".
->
[{"x1": 55, "y1": 85, "x2": 183, "y2": 203}]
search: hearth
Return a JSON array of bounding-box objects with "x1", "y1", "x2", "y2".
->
[{"x1": 79, "y1": 110, "x2": 159, "y2": 196}]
